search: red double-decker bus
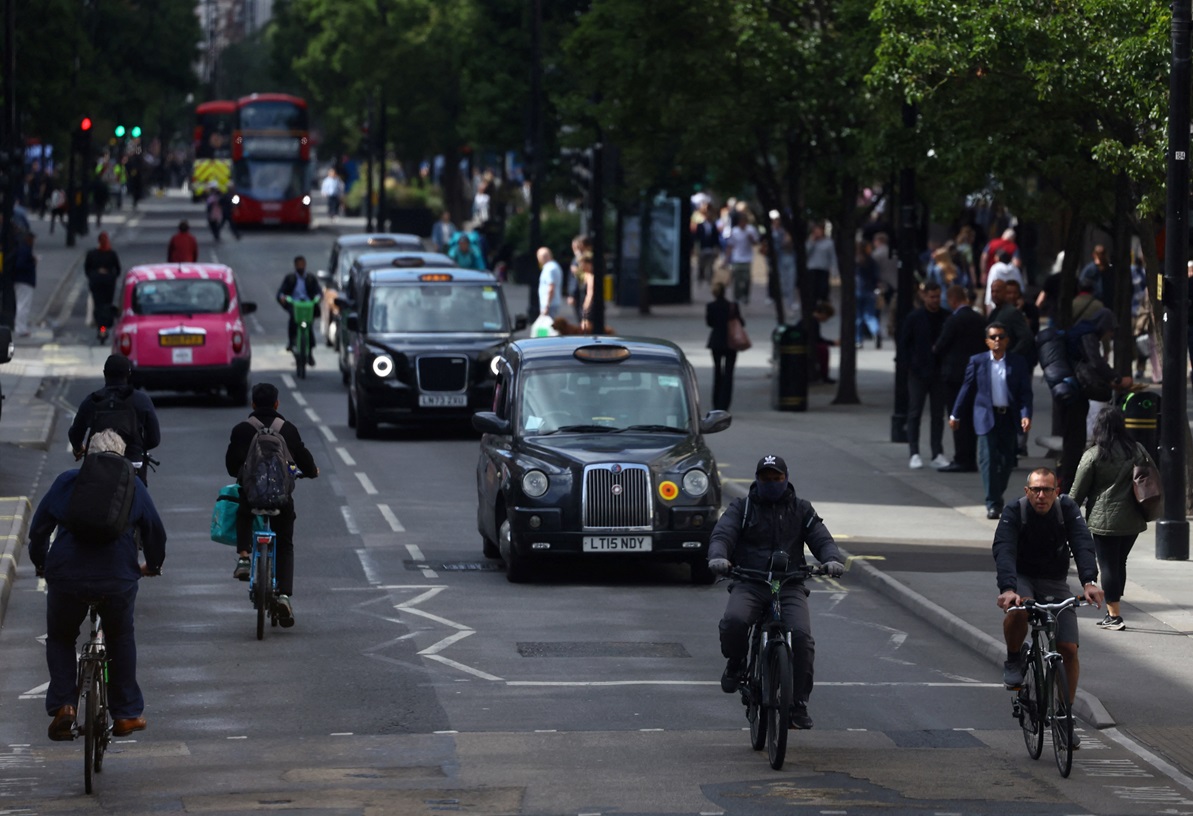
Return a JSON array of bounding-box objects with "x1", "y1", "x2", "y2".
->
[
  {"x1": 191, "y1": 100, "x2": 235, "y2": 199},
  {"x1": 230, "y1": 93, "x2": 312, "y2": 228}
]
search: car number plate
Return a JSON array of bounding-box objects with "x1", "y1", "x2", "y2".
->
[
  {"x1": 172, "y1": 348, "x2": 193, "y2": 364},
  {"x1": 419, "y1": 394, "x2": 467, "y2": 407},
  {"x1": 160, "y1": 334, "x2": 204, "y2": 347},
  {"x1": 583, "y1": 536, "x2": 652, "y2": 552}
]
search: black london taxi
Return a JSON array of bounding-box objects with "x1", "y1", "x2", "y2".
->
[
  {"x1": 472, "y1": 336, "x2": 731, "y2": 583},
  {"x1": 342, "y1": 261, "x2": 525, "y2": 437}
]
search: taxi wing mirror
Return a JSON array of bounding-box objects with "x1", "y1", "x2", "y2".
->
[
  {"x1": 472, "y1": 411, "x2": 511, "y2": 435},
  {"x1": 699, "y1": 410, "x2": 732, "y2": 434},
  {"x1": 345, "y1": 313, "x2": 360, "y2": 333},
  {"x1": 240, "y1": 301, "x2": 258, "y2": 316}
]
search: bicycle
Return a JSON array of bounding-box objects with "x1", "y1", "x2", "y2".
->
[
  {"x1": 727, "y1": 556, "x2": 828, "y2": 771},
  {"x1": 1008, "y1": 596, "x2": 1086, "y2": 778},
  {"x1": 248, "y1": 511, "x2": 280, "y2": 640},
  {"x1": 287, "y1": 296, "x2": 318, "y2": 379},
  {"x1": 75, "y1": 601, "x2": 111, "y2": 794}
]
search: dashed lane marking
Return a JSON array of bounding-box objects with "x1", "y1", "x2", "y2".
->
[
  {"x1": 281, "y1": 374, "x2": 295, "y2": 389},
  {"x1": 291, "y1": 392, "x2": 308, "y2": 407},
  {"x1": 355, "y1": 548, "x2": 381, "y2": 585},
  {"x1": 379, "y1": 503, "x2": 405, "y2": 532},
  {"x1": 336, "y1": 447, "x2": 356, "y2": 466},
  {"x1": 340, "y1": 506, "x2": 359, "y2": 534},
  {"x1": 356, "y1": 473, "x2": 378, "y2": 495},
  {"x1": 319, "y1": 424, "x2": 337, "y2": 442}
]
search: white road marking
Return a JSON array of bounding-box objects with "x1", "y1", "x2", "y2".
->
[
  {"x1": 355, "y1": 548, "x2": 380, "y2": 585},
  {"x1": 304, "y1": 407, "x2": 321, "y2": 424},
  {"x1": 355, "y1": 472, "x2": 378, "y2": 494},
  {"x1": 399, "y1": 605, "x2": 469, "y2": 630},
  {"x1": 281, "y1": 374, "x2": 295, "y2": 389},
  {"x1": 17, "y1": 681, "x2": 48, "y2": 700},
  {"x1": 433, "y1": 730, "x2": 459, "y2": 735},
  {"x1": 330, "y1": 732, "x2": 353, "y2": 736},
  {"x1": 319, "y1": 424, "x2": 337, "y2": 442},
  {"x1": 379, "y1": 504, "x2": 405, "y2": 532},
  {"x1": 406, "y1": 543, "x2": 424, "y2": 560},
  {"x1": 291, "y1": 392, "x2": 308, "y2": 407},
  {"x1": 227, "y1": 736, "x2": 247, "y2": 740},
  {"x1": 1104, "y1": 726, "x2": 1193, "y2": 793},
  {"x1": 340, "y1": 506, "x2": 359, "y2": 534},
  {"x1": 424, "y1": 655, "x2": 502, "y2": 681},
  {"x1": 336, "y1": 447, "x2": 356, "y2": 466},
  {"x1": 422, "y1": 568, "x2": 440, "y2": 578},
  {"x1": 419, "y1": 630, "x2": 474, "y2": 655}
]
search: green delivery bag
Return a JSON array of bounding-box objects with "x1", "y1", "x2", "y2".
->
[{"x1": 210, "y1": 484, "x2": 267, "y2": 546}]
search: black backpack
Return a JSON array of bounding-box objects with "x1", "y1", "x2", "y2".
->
[
  {"x1": 238, "y1": 417, "x2": 296, "y2": 510},
  {"x1": 64, "y1": 452, "x2": 136, "y2": 545},
  {"x1": 88, "y1": 387, "x2": 143, "y2": 455}
]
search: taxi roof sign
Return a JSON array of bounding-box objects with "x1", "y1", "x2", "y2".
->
[
  {"x1": 419, "y1": 272, "x2": 454, "y2": 282},
  {"x1": 391, "y1": 257, "x2": 426, "y2": 268},
  {"x1": 574, "y1": 344, "x2": 630, "y2": 363},
  {"x1": 367, "y1": 237, "x2": 400, "y2": 247}
]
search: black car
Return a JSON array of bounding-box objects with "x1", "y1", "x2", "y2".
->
[
  {"x1": 342, "y1": 262, "x2": 525, "y2": 437},
  {"x1": 335, "y1": 250, "x2": 458, "y2": 383},
  {"x1": 472, "y1": 336, "x2": 731, "y2": 583}
]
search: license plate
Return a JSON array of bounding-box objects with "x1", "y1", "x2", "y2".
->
[
  {"x1": 172, "y1": 348, "x2": 193, "y2": 364},
  {"x1": 160, "y1": 334, "x2": 204, "y2": 347},
  {"x1": 583, "y1": 536, "x2": 652, "y2": 552},
  {"x1": 419, "y1": 394, "x2": 467, "y2": 407}
]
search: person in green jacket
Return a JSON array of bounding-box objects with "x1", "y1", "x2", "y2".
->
[{"x1": 1069, "y1": 406, "x2": 1156, "y2": 631}]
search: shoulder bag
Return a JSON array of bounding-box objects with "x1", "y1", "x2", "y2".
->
[
  {"x1": 727, "y1": 311, "x2": 751, "y2": 352},
  {"x1": 1132, "y1": 443, "x2": 1162, "y2": 522}
]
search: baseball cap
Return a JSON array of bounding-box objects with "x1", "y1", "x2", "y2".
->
[
  {"x1": 755, "y1": 455, "x2": 788, "y2": 476},
  {"x1": 103, "y1": 354, "x2": 132, "y2": 379}
]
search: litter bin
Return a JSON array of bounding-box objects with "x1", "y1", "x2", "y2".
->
[
  {"x1": 771, "y1": 323, "x2": 808, "y2": 412},
  {"x1": 1121, "y1": 390, "x2": 1160, "y2": 458}
]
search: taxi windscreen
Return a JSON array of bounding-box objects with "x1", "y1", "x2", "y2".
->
[
  {"x1": 367, "y1": 284, "x2": 508, "y2": 333},
  {"x1": 133, "y1": 279, "x2": 230, "y2": 316},
  {"x1": 518, "y1": 367, "x2": 691, "y2": 434}
]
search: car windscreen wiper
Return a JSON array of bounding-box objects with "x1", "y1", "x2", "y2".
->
[
  {"x1": 614, "y1": 424, "x2": 687, "y2": 433},
  {"x1": 553, "y1": 424, "x2": 616, "y2": 433}
]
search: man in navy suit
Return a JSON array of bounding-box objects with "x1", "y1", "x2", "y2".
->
[{"x1": 949, "y1": 321, "x2": 1034, "y2": 518}]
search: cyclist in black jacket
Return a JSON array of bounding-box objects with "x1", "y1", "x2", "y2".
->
[
  {"x1": 993, "y1": 467, "x2": 1103, "y2": 705},
  {"x1": 707, "y1": 454, "x2": 845, "y2": 730},
  {"x1": 225, "y1": 382, "x2": 319, "y2": 627},
  {"x1": 69, "y1": 355, "x2": 161, "y2": 481}
]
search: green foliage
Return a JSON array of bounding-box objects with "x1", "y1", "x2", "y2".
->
[
  {"x1": 505, "y1": 207, "x2": 582, "y2": 260},
  {"x1": 344, "y1": 177, "x2": 445, "y2": 215}
]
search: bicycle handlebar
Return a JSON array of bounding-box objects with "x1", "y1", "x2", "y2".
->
[
  {"x1": 727, "y1": 564, "x2": 828, "y2": 583},
  {"x1": 1006, "y1": 596, "x2": 1088, "y2": 615}
]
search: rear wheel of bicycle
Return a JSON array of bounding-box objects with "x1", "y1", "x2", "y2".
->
[
  {"x1": 255, "y1": 549, "x2": 269, "y2": 640},
  {"x1": 1020, "y1": 652, "x2": 1044, "y2": 760},
  {"x1": 1050, "y1": 660, "x2": 1074, "y2": 777},
  {"x1": 766, "y1": 642, "x2": 793, "y2": 770},
  {"x1": 83, "y1": 666, "x2": 97, "y2": 793},
  {"x1": 295, "y1": 346, "x2": 307, "y2": 379},
  {"x1": 747, "y1": 654, "x2": 766, "y2": 751}
]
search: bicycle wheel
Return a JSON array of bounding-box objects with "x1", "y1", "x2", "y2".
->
[
  {"x1": 766, "y1": 642, "x2": 793, "y2": 771},
  {"x1": 1050, "y1": 659, "x2": 1074, "y2": 777},
  {"x1": 1019, "y1": 651, "x2": 1044, "y2": 760},
  {"x1": 82, "y1": 664, "x2": 97, "y2": 794},
  {"x1": 94, "y1": 665, "x2": 109, "y2": 773},
  {"x1": 747, "y1": 650, "x2": 766, "y2": 751},
  {"x1": 255, "y1": 547, "x2": 269, "y2": 640},
  {"x1": 295, "y1": 345, "x2": 306, "y2": 379}
]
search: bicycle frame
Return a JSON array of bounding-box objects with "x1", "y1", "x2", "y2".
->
[
  {"x1": 248, "y1": 514, "x2": 279, "y2": 639},
  {"x1": 76, "y1": 602, "x2": 110, "y2": 794},
  {"x1": 287, "y1": 296, "x2": 317, "y2": 378}
]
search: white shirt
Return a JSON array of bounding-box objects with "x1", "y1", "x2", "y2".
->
[
  {"x1": 724, "y1": 225, "x2": 759, "y2": 264},
  {"x1": 538, "y1": 260, "x2": 563, "y2": 313},
  {"x1": 984, "y1": 262, "x2": 1024, "y2": 310},
  {"x1": 321, "y1": 175, "x2": 343, "y2": 197},
  {"x1": 989, "y1": 352, "x2": 1010, "y2": 408}
]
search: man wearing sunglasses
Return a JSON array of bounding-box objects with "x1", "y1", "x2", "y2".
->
[
  {"x1": 949, "y1": 322, "x2": 1033, "y2": 519},
  {"x1": 993, "y1": 467, "x2": 1103, "y2": 722}
]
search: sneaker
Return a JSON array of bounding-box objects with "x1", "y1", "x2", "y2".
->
[
  {"x1": 1071, "y1": 730, "x2": 1081, "y2": 749},
  {"x1": 276, "y1": 595, "x2": 295, "y2": 628},
  {"x1": 720, "y1": 658, "x2": 745, "y2": 693},
  {"x1": 930, "y1": 453, "x2": 951, "y2": 469},
  {"x1": 1098, "y1": 614, "x2": 1126, "y2": 631},
  {"x1": 909, "y1": 454, "x2": 924, "y2": 470},
  {"x1": 790, "y1": 703, "x2": 814, "y2": 730},
  {"x1": 233, "y1": 557, "x2": 250, "y2": 582},
  {"x1": 1002, "y1": 655, "x2": 1025, "y2": 688}
]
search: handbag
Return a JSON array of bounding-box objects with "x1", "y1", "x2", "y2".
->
[
  {"x1": 727, "y1": 316, "x2": 751, "y2": 352},
  {"x1": 1132, "y1": 446, "x2": 1162, "y2": 522}
]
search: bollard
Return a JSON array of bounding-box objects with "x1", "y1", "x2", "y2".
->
[
  {"x1": 1121, "y1": 390, "x2": 1160, "y2": 459},
  {"x1": 771, "y1": 323, "x2": 808, "y2": 412}
]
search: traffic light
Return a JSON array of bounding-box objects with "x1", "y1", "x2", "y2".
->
[
  {"x1": 73, "y1": 117, "x2": 93, "y2": 156},
  {"x1": 114, "y1": 125, "x2": 126, "y2": 138},
  {"x1": 130, "y1": 125, "x2": 142, "y2": 139}
]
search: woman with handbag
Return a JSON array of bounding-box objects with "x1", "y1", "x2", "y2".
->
[
  {"x1": 706, "y1": 282, "x2": 746, "y2": 411},
  {"x1": 1069, "y1": 405, "x2": 1158, "y2": 631}
]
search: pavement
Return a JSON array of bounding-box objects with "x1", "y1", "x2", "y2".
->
[{"x1": 4, "y1": 197, "x2": 1193, "y2": 771}]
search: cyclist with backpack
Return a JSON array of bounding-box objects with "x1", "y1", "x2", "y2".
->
[
  {"x1": 224, "y1": 382, "x2": 319, "y2": 627},
  {"x1": 28, "y1": 429, "x2": 166, "y2": 741},
  {"x1": 69, "y1": 355, "x2": 161, "y2": 483}
]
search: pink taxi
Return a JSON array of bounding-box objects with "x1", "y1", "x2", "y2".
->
[{"x1": 111, "y1": 264, "x2": 258, "y2": 404}]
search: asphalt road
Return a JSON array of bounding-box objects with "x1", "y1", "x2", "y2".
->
[{"x1": 1, "y1": 198, "x2": 1190, "y2": 815}]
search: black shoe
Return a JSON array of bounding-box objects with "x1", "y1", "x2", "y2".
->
[
  {"x1": 790, "y1": 703, "x2": 813, "y2": 730},
  {"x1": 234, "y1": 557, "x2": 250, "y2": 581},
  {"x1": 307, "y1": 355, "x2": 316, "y2": 367},
  {"x1": 1003, "y1": 655, "x2": 1025, "y2": 688},
  {"x1": 940, "y1": 462, "x2": 977, "y2": 472},
  {"x1": 720, "y1": 658, "x2": 745, "y2": 693},
  {"x1": 987, "y1": 507, "x2": 1001, "y2": 520}
]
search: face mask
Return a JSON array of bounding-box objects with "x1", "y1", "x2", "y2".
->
[{"x1": 756, "y1": 479, "x2": 787, "y2": 503}]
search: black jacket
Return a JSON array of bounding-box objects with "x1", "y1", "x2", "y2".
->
[
  {"x1": 68, "y1": 384, "x2": 161, "y2": 461},
  {"x1": 706, "y1": 297, "x2": 742, "y2": 352},
  {"x1": 992, "y1": 495, "x2": 1097, "y2": 593},
  {"x1": 277, "y1": 271, "x2": 322, "y2": 315},
  {"x1": 934, "y1": 306, "x2": 987, "y2": 385},
  {"x1": 899, "y1": 306, "x2": 947, "y2": 381},
  {"x1": 708, "y1": 482, "x2": 842, "y2": 573},
  {"x1": 225, "y1": 408, "x2": 319, "y2": 485}
]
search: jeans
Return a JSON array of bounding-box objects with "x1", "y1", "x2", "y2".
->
[
  {"x1": 236, "y1": 503, "x2": 297, "y2": 596},
  {"x1": 731, "y1": 263, "x2": 751, "y2": 303},
  {"x1": 906, "y1": 375, "x2": 946, "y2": 458},
  {"x1": 1094, "y1": 533, "x2": 1138, "y2": 604},
  {"x1": 856, "y1": 289, "x2": 879, "y2": 344},
  {"x1": 45, "y1": 581, "x2": 142, "y2": 719},
  {"x1": 719, "y1": 580, "x2": 816, "y2": 702},
  {"x1": 978, "y1": 412, "x2": 1019, "y2": 510},
  {"x1": 710, "y1": 349, "x2": 738, "y2": 411}
]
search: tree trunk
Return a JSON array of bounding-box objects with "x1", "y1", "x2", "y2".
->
[
  {"x1": 832, "y1": 175, "x2": 860, "y2": 405},
  {"x1": 1111, "y1": 172, "x2": 1133, "y2": 375}
]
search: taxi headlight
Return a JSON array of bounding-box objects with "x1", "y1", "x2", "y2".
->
[
  {"x1": 231, "y1": 194, "x2": 240, "y2": 205},
  {"x1": 371, "y1": 354, "x2": 394, "y2": 378},
  {"x1": 302, "y1": 195, "x2": 312, "y2": 206},
  {"x1": 682, "y1": 469, "x2": 710, "y2": 497},
  {"x1": 521, "y1": 470, "x2": 549, "y2": 498}
]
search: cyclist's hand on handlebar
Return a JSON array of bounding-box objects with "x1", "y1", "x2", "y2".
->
[
  {"x1": 140, "y1": 563, "x2": 162, "y2": 577},
  {"x1": 72, "y1": 448, "x2": 84, "y2": 461},
  {"x1": 708, "y1": 558, "x2": 731, "y2": 576},
  {"x1": 1082, "y1": 582, "x2": 1104, "y2": 609},
  {"x1": 997, "y1": 589, "x2": 1023, "y2": 611},
  {"x1": 822, "y1": 560, "x2": 845, "y2": 578}
]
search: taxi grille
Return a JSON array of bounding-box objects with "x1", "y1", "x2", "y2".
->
[
  {"x1": 582, "y1": 464, "x2": 652, "y2": 531},
  {"x1": 417, "y1": 356, "x2": 467, "y2": 392}
]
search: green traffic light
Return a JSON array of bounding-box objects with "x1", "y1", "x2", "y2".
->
[
  {"x1": 114, "y1": 125, "x2": 126, "y2": 138},
  {"x1": 130, "y1": 126, "x2": 142, "y2": 138}
]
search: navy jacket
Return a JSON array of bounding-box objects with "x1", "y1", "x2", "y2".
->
[
  {"x1": 708, "y1": 482, "x2": 842, "y2": 573},
  {"x1": 933, "y1": 306, "x2": 986, "y2": 385},
  {"x1": 28, "y1": 468, "x2": 166, "y2": 587},
  {"x1": 951, "y1": 351, "x2": 1033, "y2": 436},
  {"x1": 68, "y1": 384, "x2": 162, "y2": 461},
  {"x1": 992, "y1": 495, "x2": 1097, "y2": 592}
]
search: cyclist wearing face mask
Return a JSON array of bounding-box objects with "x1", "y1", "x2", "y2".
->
[{"x1": 707, "y1": 454, "x2": 845, "y2": 729}]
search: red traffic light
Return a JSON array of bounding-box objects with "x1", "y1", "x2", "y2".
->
[{"x1": 80, "y1": 117, "x2": 93, "y2": 131}]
